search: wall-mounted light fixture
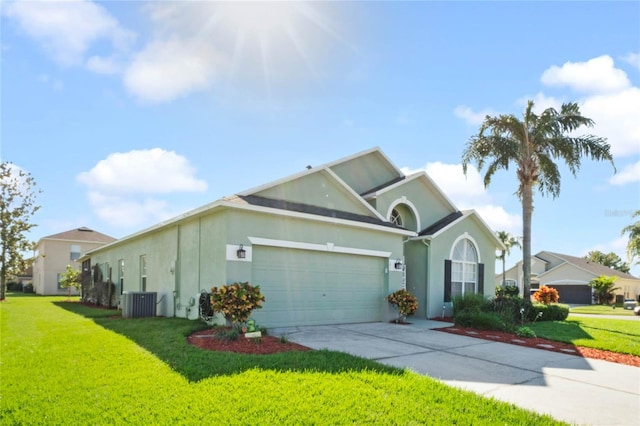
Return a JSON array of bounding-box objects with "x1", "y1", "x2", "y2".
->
[
  {"x1": 236, "y1": 244, "x2": 246, "y2": 259},
  {"x1": 394, "y1": 259, "x2": 403, "y2": 270}
]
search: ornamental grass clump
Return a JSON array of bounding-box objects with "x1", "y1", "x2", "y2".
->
[
  {"x1": 386, "y1": 289, "x2": 418, "y2": 323},
  {"x1": 210, "y1": 282, "x2": 265, "y2": 325}
]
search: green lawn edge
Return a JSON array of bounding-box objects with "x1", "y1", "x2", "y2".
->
[{"x1": 0, "y1": 294, "x2": 564, "y2": 425}]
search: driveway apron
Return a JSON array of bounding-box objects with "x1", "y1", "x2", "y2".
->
[{"x1": 272, "y1": 320, "x2": 640, "y2": 426}]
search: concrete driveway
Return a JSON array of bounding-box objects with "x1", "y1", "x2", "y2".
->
[{"x1": 272, "y1": 320, "x2": 640, "y2": 426}]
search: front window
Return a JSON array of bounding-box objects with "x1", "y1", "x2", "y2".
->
[
  {"x1": 390, "y1": 208, "x2": 403, "y2": 227},
  {"x1": 70, "y1": 245, "x2": 81, "y2": 261},
  {"x1": 451, "y1": 238, "x2": 478, "y2": 298}
]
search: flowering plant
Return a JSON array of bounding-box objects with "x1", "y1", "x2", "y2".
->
[
  {"x1": 386, "y1": 289, "x2": 419, "y2": 322},
  {"x1": 210, "y1": 282, "x2": 265, "y2": 324},
  {"x1": 532, "y1": 285, "x2": 559, "y2": 305}
]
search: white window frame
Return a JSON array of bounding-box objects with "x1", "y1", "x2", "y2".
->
[{"x1": 449, "y1": 235, "x2": 480, "y2": 298}]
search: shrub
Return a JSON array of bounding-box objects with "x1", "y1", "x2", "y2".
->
[
  {"x1": 495, "y1": 285, "x2": 520, "y2": 298},
  {"x1": 216, "y1": 326, "x2": 240, "y2": 341},
  {"x1": 516, "y1": 326, "x2": 536, "y2": 338},
  {"x1": 24, "y1": 283, "x2": 34, "y2": 293},
  {"x1": 386, "y1": 289, "x2": 418, "y2": 321},
  {"x1": 454, "y1": 310, "x2": 506, "y2": 331},
  {"x1": 528, "y1": 303, "x2": 569, "y2": 321},
  {"x1": 452, "y1": 293, "x2": 488, "y2": 316},
  {"x1": 491, "y1": 296, "x2": 526, "y2": 324},
  {"x1": 83, "y1": 281, "x2": 116, "y2": 307},
  {"x1": 6, "y1": 281, "x2": 21, "y2": 291},
  {"x1": 210, "y1": 282, "x2": 265, "y2": 325},
  {"x1": 532, "y1": 286, "x2": 559, "y2": 305}
]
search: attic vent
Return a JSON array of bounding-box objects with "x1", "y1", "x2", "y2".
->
[{"x1": 78, "y1": 227, "x2": 93, "y2": 232}]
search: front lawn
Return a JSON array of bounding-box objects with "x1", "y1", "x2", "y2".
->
[
  {"x1": 528, "y1": 317, "x2": 640, "y2": 356},
  {"x1": 0, "y1": 294, "x2": 563, "y2": 425},
  {"x1": 569, "y1": 304, "x2": 636, "y2": 316}
]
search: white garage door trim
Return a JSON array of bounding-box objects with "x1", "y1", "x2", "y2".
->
[{"x1": 248, "y1": 236, "x2": 391, "y2": 258}]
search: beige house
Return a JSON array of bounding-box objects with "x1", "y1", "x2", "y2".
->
[
  {"x1": 32, "y1": 227, "x2": 116, "y2": 295},
  {"x1": 498, "y1": 251, "x2": 640, "y2": 304}
]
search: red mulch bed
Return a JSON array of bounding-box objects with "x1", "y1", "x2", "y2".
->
[
  {"x1": 187, "y1": 328, "x2": 311, "y2": 355},
  {"x1": 190, "y1": 320, "x2": 639, "y2": 366},
  {"x1": 434, "y1": 325, "x2": 640, "y2": 368}
]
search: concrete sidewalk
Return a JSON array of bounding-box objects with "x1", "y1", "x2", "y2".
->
[{"x1": 272, "y1": 320, "x2": 640, "y2": 426}]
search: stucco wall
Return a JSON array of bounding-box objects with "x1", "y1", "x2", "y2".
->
[
  {"x1": 375, "y1": 178, "x2": 453, "y2": 233},
  {"x1": 425, "y1": 217, "x2": 498, "y2": 318},
  {"x1": 34, "y1": 239, "x2": 109, "y2": 295}
]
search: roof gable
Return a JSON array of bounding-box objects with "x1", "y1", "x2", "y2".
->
[
  {"x1": 247, "y1": 168, "x2": 385, "y2": 220},
  {"x1": 541, "y1": 251, "x2": 638, "y2": 280},
  {"x1": 40, "y1": 227, "x2": 116, "y2": 244},
  {"x1": 328, "y1": 148, "x2": 403, "y2": 195}
]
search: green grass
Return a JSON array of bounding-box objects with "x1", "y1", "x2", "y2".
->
[
  {"x1": 528, "y1": 317, "x2": 640, "y2": 356},
  {"x1": 569, "y1": 304, "x2": 636, "y2": 316},
  {"x1": 1, "y1": 294, "x2": 564, "y2": 425}
]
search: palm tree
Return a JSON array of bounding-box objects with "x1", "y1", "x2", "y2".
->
[
  {"x1": 621, "y1": 210, "x2": 640, "y2": 266},
  {"x1": 496, "y1": 231, "x2": 521, "y2": 287},
  {"x1": 462, "y1": 100, "x2": 614, "y2": 300}
]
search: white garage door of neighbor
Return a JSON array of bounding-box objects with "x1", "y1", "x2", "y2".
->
[{"x1": 251, "y1": 246, "x2": 386, "y2": 327}]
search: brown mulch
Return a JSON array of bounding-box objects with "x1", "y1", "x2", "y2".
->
[
  {"x1": 187, "y1": 328, "x2": 311, "y2": 355},
  {"x1": 434, "y1": 325, "x2": 640, "y2": 368},
  {"x1": 187, "y1": 320, "x2": 639, "y2": 367}
]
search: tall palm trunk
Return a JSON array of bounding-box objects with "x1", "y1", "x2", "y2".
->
[
  {"x1": 502, "y1": 252, "x2": 506, "y2": 286},
  {"x1": 522, "y1": 182, "x2": 533, "y2": 301}
]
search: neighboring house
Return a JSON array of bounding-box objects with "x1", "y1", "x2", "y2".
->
[
  {"x1": 13, "y1": 264, "x2": 33, "y2": 286},
  {"x1": 82, "y1": 148, "x2": 503, "y2": 327},
  {"x1": 32, "y1": 227, "x2": 117, "y2": 295},
  {"x1": 498, "y1": 251, "x2": 640, "y2": 304}
]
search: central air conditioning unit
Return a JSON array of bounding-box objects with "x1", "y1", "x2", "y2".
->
[{"x1": 122, "y1": 291, "x2": 157, "y2": 318}]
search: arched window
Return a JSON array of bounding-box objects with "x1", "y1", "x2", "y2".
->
[
  {"x1": 444, "y1": 237, "x2": 484, "y2": 302},
  {"x1": 390, "y1": 208, "x2": 403, "y2": 227}
]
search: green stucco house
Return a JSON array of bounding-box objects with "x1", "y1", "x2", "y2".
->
[{"x1": 82, "y1": 148, "x2": 503, "y2": 327}]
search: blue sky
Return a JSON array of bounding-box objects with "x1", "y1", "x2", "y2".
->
[{"x1": 2, "y1": 1, "x2": 639, "y2": 275}]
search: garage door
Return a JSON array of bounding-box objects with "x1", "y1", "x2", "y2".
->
[
  {"x1": 548, "y1": 285, "x2": 592, "y2": 304},
  {"x1": 251, "y1": 246, "x2": 386, "y2": 327}
]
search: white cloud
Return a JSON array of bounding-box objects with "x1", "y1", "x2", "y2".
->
[
  {"x1": 86, "y1": 192, "x2": 172, "y2": 228},
  {"x1": 123, "y1": 37, "x2": 224, "y2": 103},
  {"x1": 401, "y1": 162, "x2": 521, "y2": 235},
  {"x1": 609, "y1": 161, "x2": 640, "y2": 186},
  {"x1": 622, "y1": 52, "x2": 640, "y2": 70},
  {"x1": 85, "y1": 55, "x2": 121, "y2": 75},
  {"x1": 471, "y1": 205, "x2": 521, "y2": 236},
  {"x1": 3, "y1": 0, "x2": 135, "y2": 67},
  {"x1": 580, "y1": 87, "x2": 640, "y2": 157},
  {"x1": 453, "y1": 105, "x2": 498, "y2": 126},
  {"x1": 540, "y1": 55, "x2": 630, "y2": 94},
  {"x1": 78, "y1": 149, "x2": 207, "y2": 228},
  {"x1": 467, "y1": 56, "x2": 639, "y2": 158},
  {"x1": 516, "y1": 93, "x2": 563, "y2": 113},
  {"x1": 77, "y1": 148, "x2": 207, "y2": 194}
]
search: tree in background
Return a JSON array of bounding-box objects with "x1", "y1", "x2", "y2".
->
[
  {"x1": 621, "y1": 210, "x2": 640, "y2": 266},
  {"x1": 59, "y1": 265, "x2": 81, "y2": 299},
  {"x1": 588, "y1": 275, "x2": 620, "y2": 305},
  {"x1": 583, "y1": 250, "x2": 630, "y2": 274},
  {"x1": 496, "y1": 231, "x2": 521, "y2": 286},
  {"x1": 462, "y1": 100, "x2": 614, "y2": 301},
  {"x1": 0, "y1": 162, "x2": 41, "y2": 301}
]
